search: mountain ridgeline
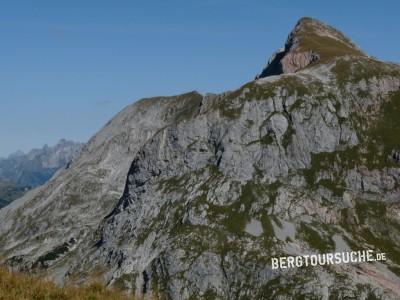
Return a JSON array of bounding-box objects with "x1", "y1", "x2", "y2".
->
[
  {"x1": 1, "y1": 18, "x2": 400, "y2": 299},
  {"x1": 0, "y1": 139, "x2": 82, "y2": 208}
]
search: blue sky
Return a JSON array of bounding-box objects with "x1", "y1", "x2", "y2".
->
[{"x1": 1, "y1": 0, "x2": 399, "y2": 157}]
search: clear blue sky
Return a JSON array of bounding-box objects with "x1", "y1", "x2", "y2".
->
[{"x1": 1, "y1": 0, "x2": 399, "y2": 157}]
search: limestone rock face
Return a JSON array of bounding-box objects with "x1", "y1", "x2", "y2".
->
[{"x1": 1, "y1": 18, "x2": 400, "y2": 300}]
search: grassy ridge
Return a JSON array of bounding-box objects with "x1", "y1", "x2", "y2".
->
[{"x1": 0, "y1": 267, "x2": 134, "y2": 300}]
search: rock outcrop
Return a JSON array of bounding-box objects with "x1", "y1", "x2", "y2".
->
[
  {"x1": 1, "y1": 18, "x2": 400, "y2": 300},
  {"x1": 257, "y1": 17, "x2": 365, "y2": 78}
]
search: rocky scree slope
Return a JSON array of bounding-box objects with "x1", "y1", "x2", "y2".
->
[{"x1": 1, "y1": 17, "x2": 400, "y2": 300}]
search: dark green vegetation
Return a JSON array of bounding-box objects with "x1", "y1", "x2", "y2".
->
[
  {"x1": 0, "y1": 180, "x2": 30, "y2": 209},
  {"x1": 33, "y1": 243, "x2": 70, "y2": 269}
]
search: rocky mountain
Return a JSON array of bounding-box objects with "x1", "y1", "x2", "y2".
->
[
  {"x1": 0, "y1": 139, "x2": 82, "y2": 208},
  {"x1": 256, "y1": 17, "x2": 365, "y2": 78},
  {"x1": 1, "y1": 17, "x2": 400, "y2": 299}
]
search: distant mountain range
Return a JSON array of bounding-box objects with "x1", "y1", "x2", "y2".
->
[{"x1": 0, "y1": 139, "x2": 82, "y2": 208}]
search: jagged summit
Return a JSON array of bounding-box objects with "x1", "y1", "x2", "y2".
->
[{"x1": 257, "y1": 17, "x2": 366, "y2": 78}]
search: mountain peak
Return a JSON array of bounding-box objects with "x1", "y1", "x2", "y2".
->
[{"x1": 257, "y1": 17, "x2": 365, "y2": 78}]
